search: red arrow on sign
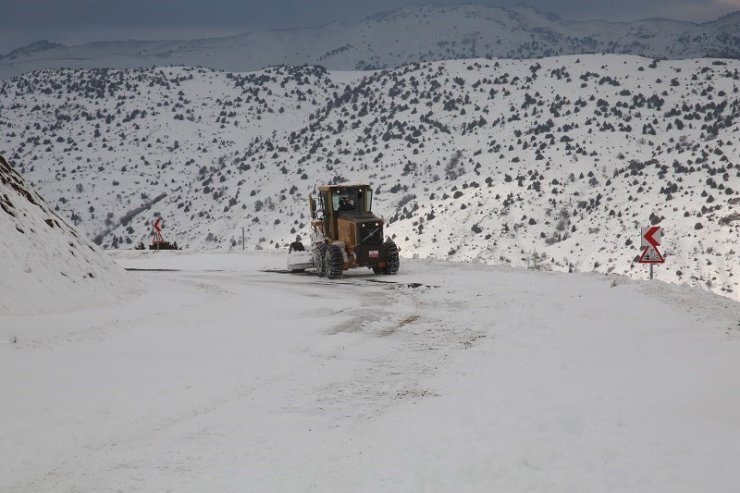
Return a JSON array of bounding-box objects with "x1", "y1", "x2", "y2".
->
[{"x1": 643, "y1": 226, "x2": 661, "y2": 248}]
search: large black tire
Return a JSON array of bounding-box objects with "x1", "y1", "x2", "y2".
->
[
  {"x1": 316, "y1": 245, "x2": 327, "y2": 277},
  {"x1": 324, "y1": 245, "x2": 344, "y2": 279},
  {"x1": 382, "y1": 241, "x2": 400, "y2": 275}
]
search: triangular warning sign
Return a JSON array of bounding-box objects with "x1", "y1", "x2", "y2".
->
[{"x1": 639, "y1": 245, "x2": 665, "y2": 264}]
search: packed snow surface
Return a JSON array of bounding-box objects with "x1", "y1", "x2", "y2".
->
[{"x1": 2, "y1": 251, "x2": 739, "y2": 491}]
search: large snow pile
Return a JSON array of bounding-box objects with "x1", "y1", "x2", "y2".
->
[
  {"x1": 1, "y1": 55, "x2": 737, "y2": 300},
  {"x1": 0, "y1": 155, "x2": 132, "y2": 315},
  {"x1": 1, "y1": 4, "x2": 740, "y2": 78}
]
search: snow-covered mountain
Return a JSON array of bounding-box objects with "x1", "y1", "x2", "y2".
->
[
  {"x1": 0, "y1": 155, "x2": 132, "y2": 315},
  {"x1": 1, "y1": 54, "x2": 738, "y2": 300},
  {"x1": 2, "y1": 5, "x2": 740, "y2": 78}
]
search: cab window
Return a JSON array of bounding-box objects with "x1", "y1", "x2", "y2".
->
[{"x1": 333, "y1": 189, "x2": 358, "y2": 212}]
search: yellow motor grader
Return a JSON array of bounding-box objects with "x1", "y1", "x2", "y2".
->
[{"x1": 287, "y1": 184, "x2": 399, "y2": 278}]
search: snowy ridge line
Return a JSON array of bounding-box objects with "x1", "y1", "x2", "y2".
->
[
  {"x1": 0, "y1": 54, "x2": 738, "y2": 300},
  {"x1": 1, "y1": 4, "x2": 740, "y2": 78}
]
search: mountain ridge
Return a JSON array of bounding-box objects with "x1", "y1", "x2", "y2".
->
[{"x1": 1, "y1": 4, "x2": 740, "y2": 78}]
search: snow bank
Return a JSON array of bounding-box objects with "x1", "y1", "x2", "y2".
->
[{"x1": 0, "y1": 156, "x2": 132, "y2": 315}]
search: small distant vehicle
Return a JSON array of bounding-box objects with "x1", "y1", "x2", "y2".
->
[{"x1": 287, "y1": 184, "x2": 399, "y2": 278}]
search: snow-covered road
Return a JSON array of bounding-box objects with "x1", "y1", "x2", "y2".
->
[{"x1": 2, "y1": 252, "x2": 740, "y2": 492}]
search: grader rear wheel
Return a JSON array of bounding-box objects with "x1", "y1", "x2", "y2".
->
[{"x1": 324, "y1": 245, "x2": 344, "y2": 279}]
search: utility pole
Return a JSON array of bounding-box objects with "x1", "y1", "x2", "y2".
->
[{"x1": 242, "y1": 227, "x2": 245, "y2": 251}]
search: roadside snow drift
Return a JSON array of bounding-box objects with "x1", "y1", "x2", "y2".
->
[{"x1": 0, "y1": 155, "x2": 131, "y2": 315}]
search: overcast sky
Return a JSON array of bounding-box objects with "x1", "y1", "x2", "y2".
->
[{"x1": 1, "y1": 0, "x2": 739, "y2": 53}]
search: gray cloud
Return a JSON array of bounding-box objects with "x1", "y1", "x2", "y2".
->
[{"x1": 0, "y1": 0, "x2": 738, "y2": 53}]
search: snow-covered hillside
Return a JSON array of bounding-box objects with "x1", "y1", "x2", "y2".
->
[
  {"x1": 1, "y1": 5, "x2": 740, "y2": 78},
  {"x1": 0, "y1": 155, "x2": 132, "y2": 315},
  {"x1": 2, "y1": 252, "x2": 740, "y2": 491},
  {"x1": 1, "y1": 55, "x2": 738, "y2": 300}
]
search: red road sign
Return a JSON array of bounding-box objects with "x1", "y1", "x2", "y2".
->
[
  {"x1": 152, "y1": 218, "x2": 164, "y2": 243},
  {"x1": 641, "y1": 226, "x2": 662, "y2": 248},
  {"x1": 639, "y1": 226, "x2": 664, "y2": 264},
  {"x1": 639, "y1": 245, "x2": 665, "y2": 263}
]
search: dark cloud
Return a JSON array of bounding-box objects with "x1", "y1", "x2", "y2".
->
[{"x1": 0, "y1": 0, "x2": 738, "y2": 52}]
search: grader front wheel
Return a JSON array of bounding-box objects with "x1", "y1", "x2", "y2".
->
[
  {"x1": 382, "y1": 241, "x2": 400, "y2": 275},
  {"x1": 316, "y1": 245, "x2": 328, "y2": 277}
]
